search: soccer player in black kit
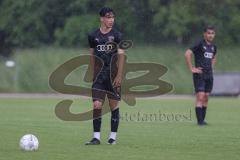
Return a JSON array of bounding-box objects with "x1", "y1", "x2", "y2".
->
[
  {"x1": 185, "y1": 26, "x2": 217, "y2": 126},
  {"x1": 85, "y1": 7, "x2": 125, "y2": 145}
]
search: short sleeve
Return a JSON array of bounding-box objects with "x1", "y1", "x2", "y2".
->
[
  {"x1": 214, "y1": 45, "x2": 217, "y2": 56},
  {"x1": 189, "y1": 40, "x2": 201, "y2": 54},
  {"x1": 115, "y1": 32, "x2": 123, "y2": 44},
  {"x1": 88, "y1": 34, "x2": 95, "y2": 48}
]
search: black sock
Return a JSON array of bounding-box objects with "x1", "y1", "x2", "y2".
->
[
  {"x1": 202, "y1": 106, "x2": 207, "y2": 121},
  {"x1": 93, "y1": 109, "x2": 102, "y2": 132},
  {"x1": 195, "y1": 107, "x2": 203, "y2": 124},
  {"x1": 111, "y1": 108, "x2": 120, "y2": 132}
]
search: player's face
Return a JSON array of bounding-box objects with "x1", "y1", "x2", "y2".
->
[
  {"x1": 204, "y1": 29, "x2": 215, "y2": 43},
  {"x1": 101, "y1": 12, "x2": 114, "y2": 28}
]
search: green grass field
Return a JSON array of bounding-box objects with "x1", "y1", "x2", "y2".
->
[{"x1": 0, "y1": 97, "x2": 240, "y2": 160}]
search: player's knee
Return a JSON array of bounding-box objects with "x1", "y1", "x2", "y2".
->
[
  {"x1": 197, "y1": 95, "x2": 205, "y2": 103},
  {"x1": 93, "y1": 101, "x2": 102, "y2": 109},
  {"x1": 109, "y1": 103, "x2": 119, "y2": 110},
  {"x1": 204, "y1": 94, "x2": 209, "y2": 103}
]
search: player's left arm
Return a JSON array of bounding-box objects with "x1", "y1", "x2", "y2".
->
[
  {"x1": 212, "y1": 53, "x2": 217, "y2": 68},
  {"x1": 212, "y1": 46, "x2": 217, "y2": 68},
  {"x1": 113, "y1": 48, "x2": 125, "y2": 87}
]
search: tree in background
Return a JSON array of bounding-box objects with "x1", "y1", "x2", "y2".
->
[{"x1": 0, "y1": 0, "x2": 240, "y2": 48}]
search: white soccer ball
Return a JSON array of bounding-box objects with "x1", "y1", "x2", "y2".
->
[{"x1": 19, "y1": 134, "x2": 39, "y2": 151}]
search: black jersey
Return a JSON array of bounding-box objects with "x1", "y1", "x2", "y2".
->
[
  {"x1": 190, "y1": 39, "x2": 217, "y2": 76},
  {"x1": 88, "y1": 28, "x2": 122, "y2": 74}
]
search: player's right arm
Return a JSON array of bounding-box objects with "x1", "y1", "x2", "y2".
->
[
  {"x1": 185, "y1": 49, "x2": 202, "y2": 74},
  {"x1": 88, "y1": 34, "x2": 96, "y2": 81},
  {"x1": 89, "y1": 48, "x2": 95, "y2": 71}
]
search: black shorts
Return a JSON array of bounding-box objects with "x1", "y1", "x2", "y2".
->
[
  {"x1": 92, "y1": 73, "x2": 121, "y2": 102},
  {"x1": 193, "y1": 73, "x2": 213, "y2": 93}
]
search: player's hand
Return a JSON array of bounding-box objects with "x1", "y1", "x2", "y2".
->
[
  {"x1": 113, "y1": 74, "x2": 122, "y2": 87},
  {"x1": 191, "y1": 67, "x2": 203, "y2": 74}
]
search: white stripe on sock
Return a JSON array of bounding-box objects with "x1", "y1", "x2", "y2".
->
[
  {"x1": 93, "y1": 132, "x2": 100, "y2": 140},
  {"x1": 109, "y1": 132, "x2": 117, "y2": 140}
]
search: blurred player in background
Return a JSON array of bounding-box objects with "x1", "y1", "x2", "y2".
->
[
  {"x1": 85, "y1": 7, "x2": 125, "y2": 145},
  {"x1": 185, "y1": 26, "x2": 217, "y2": 126}
]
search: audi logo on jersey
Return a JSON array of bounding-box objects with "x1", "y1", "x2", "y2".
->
[
  {"x1": 97, "y1": 44, "x2": 115, "y2": 52},
  {"x1": 96, "y1": 40, "x2": 133, "y2": 53},
  {"x1": 204, "y1": 52, "x2": 214, "y2": 59}
]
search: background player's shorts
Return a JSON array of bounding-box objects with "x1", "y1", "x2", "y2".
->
[
  {"x1": 92, "y1": 73, "x2": 121, "y2": 102},
  {"x1": 193, "y1": 73, "x2": 213, "y2": 93}
]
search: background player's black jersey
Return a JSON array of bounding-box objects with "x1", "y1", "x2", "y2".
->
[
  {"x1": 88, "y1": 28, "x2": 122, "y2": 75},
  {"x1": 190, "y1": 39, "x2": 217, "y2": 76}
]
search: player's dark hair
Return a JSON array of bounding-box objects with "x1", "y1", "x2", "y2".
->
[
  {"x1": 99, "y1": 7, "x2": 115, "y2": 17},
  {"x1": 203, "y1": 25, "x2": 215, "y2": 32}
]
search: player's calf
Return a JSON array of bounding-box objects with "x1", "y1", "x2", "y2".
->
[
  {"x1": 108, "y1": 105, "x2": 119, "y2": 144},
  {"x1": 202, "y1": 93, "x2": 209, "y2": 124},
  {"x1": 91, "y1": 100, "x2": 102, "y2": 143},
  {"x1": 195, "y1": 93, "x2": 205, "y2": 125}
]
